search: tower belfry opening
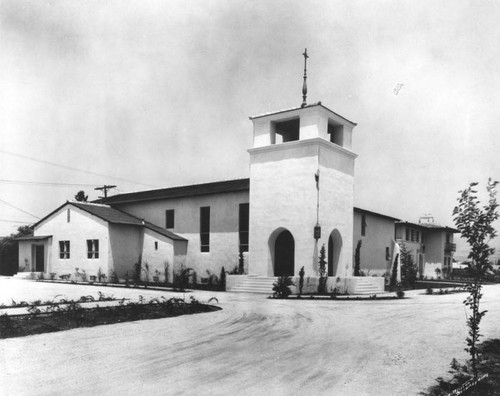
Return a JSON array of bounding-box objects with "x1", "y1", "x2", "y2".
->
[{"x1": 273, "y1": 118, "x2": 300, "y2": 144}]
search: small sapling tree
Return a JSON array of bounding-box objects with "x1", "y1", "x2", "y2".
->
[
  {"x1": 400, "y1": 244, "x2": 417, "y2": 288},
  {"x1": 220, "y1": 266, "x2": 226, "y2": 291},
  {"x1": 354, "y1": 240, "x2": 362, "y2": 276},
  {"x1": 238, "y1": 250, "x2": 245, "y2": 274},
  {"x1": 453, "y1": 178, "x2": 499, "y2": 382},
  {"x1": 299, "y1": 266, "x2": 305, "y2": 296},
  {"x1": 318, "y1": 244, "x2": 328, "y2": 294}
]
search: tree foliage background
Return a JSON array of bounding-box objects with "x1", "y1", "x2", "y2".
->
[{"x1": 0, "y1": 225, "x2": 33, "y2": 275}]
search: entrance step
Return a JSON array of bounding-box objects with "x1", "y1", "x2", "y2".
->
[
  {"x1": 12, "y1": 272, "x2": 40, "y2": 280},
  {"x1": 228, "y1": 276, "x2": 277, "y2": 294},
  {"x1": 353, "y1": 278, "x2": 384, "y2": 294}
]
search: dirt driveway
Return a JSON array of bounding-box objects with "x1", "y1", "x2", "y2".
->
[{"x1": 1, "y1": 278, "x2": 499, "y2": 395}]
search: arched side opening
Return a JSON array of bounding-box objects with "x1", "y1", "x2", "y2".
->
[
  {"x1": 328, "y1": 229, "x2": 343, "y2": 276},
  {"x1": 269, "y1": 228, "x2": 295, "y2": 277}
]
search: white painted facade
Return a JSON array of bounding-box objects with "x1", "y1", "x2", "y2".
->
[
  {"x1": 17, "y1": 202, "x2": 187, "y2": 282},
  {"x1": 248, "y1": 104, "x2": 356, "y2": 278},
  {"x1": 112, "y1": 190, "x2": 249, "y2": 277}
]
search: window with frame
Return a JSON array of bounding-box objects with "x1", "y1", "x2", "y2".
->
[
  {"x1": 416, "y1": 231, "x2": 420, "y2": 243},
  {"x1": 410, "y1": 229, "x2": 415, "y2": 242},
  {"x1": 385, "y1": 247, "x2": 390, "y2": 260},
  {"x1": 165, "y1": 209, "x2": 174, "y2": 229},
  {"x1": 67, "y1": 209, "x2": 71, "y2": 223},
  {"x1": 239, "y1": 203, "x2": 249, "y2": 252},
  {"x1": 405, "y1": 228, "x2": 410, "y2": 241},
  {"x1": 87, "y1": 239, "x2": 99, "y2": 259},
  {"x1": 361, "y1": 214, "x2": 367, "y2": 236},
  {"x1": 200, "y1": 206, "x2": 210, "y2": 252},
  {"x1": 59, "y1": 241, "x2": 70, "y2": 259}
]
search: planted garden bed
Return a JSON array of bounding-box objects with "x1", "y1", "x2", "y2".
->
[{"x1": 0, "y1": 295, "x2": 220, "y2": 340}]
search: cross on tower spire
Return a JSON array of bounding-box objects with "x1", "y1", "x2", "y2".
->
[{"x1": 301, "y1": 48, "x2": 309, "y2": 108}]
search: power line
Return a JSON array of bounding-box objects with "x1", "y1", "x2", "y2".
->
[
  {"x1": 0, "y1": 219, "x2": 33, "y2": 224},
  {"x1": 0, "y1": 198, "x2": 40, "y2": 219},
  {"x1": 0, "y1": 149, "x2": 157, "y2": 188},
  {"x1": 0, "y1": 179, "x2": 99, "y2": 188}
]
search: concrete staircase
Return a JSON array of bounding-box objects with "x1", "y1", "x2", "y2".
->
[
  {"x1": 228, "y1": 275, "x2": 277, "y2": 294},
  {"x1": 353, "y1": 278, "x2": 384, "y2": 295},
  {"x1": 12, "y1": 272, "x2": 39, "y2": 280}
]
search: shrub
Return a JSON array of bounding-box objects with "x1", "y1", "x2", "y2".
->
[
  {"x1": 400, "y1": 244, "x2": 417, "y2": 288},
  {"x1": 238, "y1": 250, "x2": 245, "y2": 275},
  {"x1": 299, "y1": 266, "x2": 305, "y2": 296},
  {"x1": 426, "y1": 287, "x2": 434, "y2": 295},
  {"x1": 220, "y1": 266, "x2": 226, "y2": 291},
  {"x1": 97, "y1": 268, "x2": 107, "y2": 283},
  {"x1": 318, "y1": 244, "x2": 328, "y2": 294},
  {"x1": 396, "y1": 288, "x2": 405, "y2": 299},
  {"x1": 49, "y1": 272, "x2": 56, "y2": 280},
  {"x1": 110, "y1": 271, "x2": 119, "y2": 284},
  {"x1": 354, "y1": 240, "x2": 362, "y2": 276},
  {"x1": 272, "y1": 276, "x2": 294, "y2": 299},
  {"x1": 174, "y1": 267, "x2": 192, "y2": 291}
]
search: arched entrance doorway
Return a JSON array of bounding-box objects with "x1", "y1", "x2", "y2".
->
[
  {"x1": 328, "y1": 229, "x2": 342, "y2": 276},
  {"x1": 272, "y1": 230, "x2": 295, "y2": 276}
]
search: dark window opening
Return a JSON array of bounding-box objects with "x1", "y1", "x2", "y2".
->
[
  {"x1": 273, "y1": 118, "x2": 300, "y2": 144},
  {"x1": 361, "y1": 214, "x2": 367, "y2": 236},
  {"x1": 328, "y1": 122, "x2": 344, "y2": 146},
  {"x1": 67, "y1": 209, "x2": 70, "y2": 223},
  {"x1": 87, "y1": 239, "x2": 99, "y2": 259},
  {"x1": 239, "y1": 203, "x2": 249, "y2": 252},
  {"x1": 200, "y1": 206, "x2": 210, "y2": 252},
  {"x1": 59, "y1": 240, "x2": 70, "y2": 259},
  {"x1": 405, "y1": 228, "x2": 410, "y2": 241},
  {"x1": 154, "y1": 241, "x2": 158, "y2": 250},
  {"x1": 165, "y1": 209, "x2": 174, "y2": 229},
  {"x1": 386, "y1": 247, "x2": 390, "y2": 260}
]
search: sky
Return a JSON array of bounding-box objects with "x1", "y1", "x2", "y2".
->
[{"x1": 1, "y1": 0, "x2": 499, "y2": 260}]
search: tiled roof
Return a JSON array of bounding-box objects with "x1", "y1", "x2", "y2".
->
[
  {"x1": 34, "y1": 202, "x2": 187, "y2": 241},
  {"x1": 249, "y1": 102, "x2": 357, "y2": 126},
  {"x1": 97, "y1": 178, "x2": 250, "y2": 205},
  {"x1": 15, "y1": 235, "x2": 51, "y2": 241},
  {"x1": 354, "y1": 207, "x2": 400, "y2": 221},
  {"x1": 396, "y1": 220, "x2": 459, "y2": 233},
  {"x1": 71, "y1": 202, "x2": 145, "y2": 226}
]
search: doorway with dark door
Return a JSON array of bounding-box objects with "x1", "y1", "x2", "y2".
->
[
  {"x1": 274, "y1": 230, "x2": 295, "y2": 276},
  {"x1": 35, "y1": 245, "x2": 44, "y2": 272}
]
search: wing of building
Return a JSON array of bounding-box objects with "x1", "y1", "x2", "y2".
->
[{"x1": 16, "y1": 102, "x2": 458, "y2": 290}]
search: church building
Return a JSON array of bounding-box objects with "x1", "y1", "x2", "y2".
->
[{"x1": 16, "y1": 53, "x2": 457, "y2": 293}]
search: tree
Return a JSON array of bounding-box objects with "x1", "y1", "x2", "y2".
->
[
  {"x1": 400, "y1": 244, "x2": 417, "y2": 288},
  {"x1": 0, "y1": 225, "x2": 33, "y2": 275},
  {"x1": 453, "y1": 178, "x2": 499, "y2": 381},
  {"x1": 74, "y1": 190, "x2": 88, "y2": 202},
  {"x1": 354, "y1": 240, "x2": 362, "y2": 276},
  {"x1": 318, "y1": 244, "x2": 328, "y2": 294}
]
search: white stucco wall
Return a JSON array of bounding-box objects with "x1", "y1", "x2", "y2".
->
[
  {"x1": 353, "y1": 211, "x2": 395, "y2": 275},
  {"x1": 18, "y1": 241, "x2": 33, "y2": 271},
  {"x1": 35, "y1": 205, "x2": 110, "y2": 278},
  {"x1": 113, "y1": 191, "x2": 248, "y2": 279},
  {"x1": 248, "y1": 138, "x2": 356, "y2": 278},
  {"x1": 108, "y1": 224, "x2": 142, "y2": 279}
]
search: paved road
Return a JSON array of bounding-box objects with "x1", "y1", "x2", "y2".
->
[{"x1": 1, "y1": 278, "x2": 499, "y2": 395}]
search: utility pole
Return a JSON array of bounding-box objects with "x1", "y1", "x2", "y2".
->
[{"x1": 94, "y1": 185, "x2": 116, "y2": 199}]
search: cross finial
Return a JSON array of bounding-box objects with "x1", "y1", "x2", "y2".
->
[{"x1": 301, "y1": 48, "x2": 308, "y2": 107}]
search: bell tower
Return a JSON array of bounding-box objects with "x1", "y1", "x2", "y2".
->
[{"x1": 247, "y1": 51, "x2": 357, "y2": 278}]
